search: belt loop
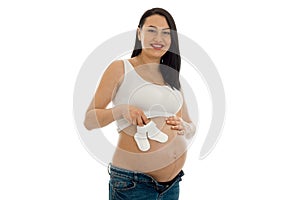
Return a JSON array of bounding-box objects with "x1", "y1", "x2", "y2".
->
[{"x1": 107, "y1": 163, "x2": 112, "y2": 175}]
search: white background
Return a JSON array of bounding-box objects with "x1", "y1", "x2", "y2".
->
[{"x1": 1, "y1": 0, "x2": 300, "y2": 199}]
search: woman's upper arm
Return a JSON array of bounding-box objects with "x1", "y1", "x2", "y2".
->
[{"x1": 86, "y1": 60, "x2": 124, "y2": 112}]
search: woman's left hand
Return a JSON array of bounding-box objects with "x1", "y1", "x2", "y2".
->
[{"x1": 165, "y1": 116, "x2": 185, "y2": 135}]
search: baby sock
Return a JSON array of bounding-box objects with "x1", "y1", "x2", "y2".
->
[
  {"x1": 146, "y1": 121, "x2": 168, "y2": 143},
  {"x1": 134, "y1": 121, "x2": 169, "y2": 151},
  {"x1": 134, "y1": 126, "x2": 150, "y2": 151}
]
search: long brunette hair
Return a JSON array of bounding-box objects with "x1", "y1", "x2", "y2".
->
[{"x1": 131, "y1": 8, "x2": 181, "y2": 90}]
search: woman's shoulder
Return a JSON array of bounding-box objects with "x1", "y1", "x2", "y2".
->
[
  {"x1": 105, "y1": 59, "x2": 124, "y2": 75},
  {"x1": 100, "y1": 60, "x2": 126, "y2": 86},
  {"x1": 109, "y1": 59, "x2": 124, "y2": 68}
]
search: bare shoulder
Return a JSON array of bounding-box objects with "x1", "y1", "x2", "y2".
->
[
  {"x1": 105, "y1": 60, "x2": 124, "y2": 76},
  {"x1": 102, "y1": 60, "x2": 125, "y2": 84}
]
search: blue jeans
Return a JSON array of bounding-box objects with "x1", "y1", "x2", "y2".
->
[{"x1": 108, "y1": 164, "x2": 184, "y2": 200}]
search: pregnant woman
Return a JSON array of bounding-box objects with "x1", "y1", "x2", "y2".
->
[{"x1": 84, "y1": 8, "x2": 196, "y2": 200}]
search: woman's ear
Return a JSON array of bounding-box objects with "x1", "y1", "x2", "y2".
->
[{"x1": 137, "y1": 28, "x2": 141, "y2": 41}]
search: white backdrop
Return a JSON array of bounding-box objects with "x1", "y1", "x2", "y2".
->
[{"x1": 1, "y1": 0, "x2": 299, "y2": 199}]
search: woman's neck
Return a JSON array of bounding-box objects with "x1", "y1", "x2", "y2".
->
[
  {"x1": 138, "y1": 52, "x2": 160, "y2": 64},
  {"x1": 136, "y1": 53, "x2": 160, "y2": 71}
]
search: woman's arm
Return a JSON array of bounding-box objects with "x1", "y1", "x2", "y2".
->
[
  {"x1": 84, "y1": 60, "x2": 149, "y2": 130},
  {"x1": 84, "y1": 60, "x2": 124, "y2": 130},
  {"x1": 166, "y1": 89, "x2": 196, "y2": 138}
]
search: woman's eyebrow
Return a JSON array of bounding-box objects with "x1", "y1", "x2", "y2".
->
[{"x1": 147, "y1": 25, "x2": 170, "y2": 30}]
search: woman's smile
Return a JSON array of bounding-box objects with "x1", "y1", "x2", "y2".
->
[{"x1": 150, "y1": 43, "x2": 164, "y2": 50}]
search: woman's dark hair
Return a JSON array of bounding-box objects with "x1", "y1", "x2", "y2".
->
[{"x1": 131, "y1": 8, "x2": 181, "y2": 90}]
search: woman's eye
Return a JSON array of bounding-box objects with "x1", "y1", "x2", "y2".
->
[
  {"x1": 148, "y1": 29, "x2": 156, "y2": 33},
  {"x1": 163, "y1": 31, "x2": 171, "y2": 35}
]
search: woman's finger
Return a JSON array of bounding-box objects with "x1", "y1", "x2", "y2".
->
[
  {"x1": 136, "y1": 116, "x2": 144, "y2": 127},
  {"x1": 171, "y1": 125, "x2": 183, "y2": 130},
  {"x1": 177, "y1": 130, "x2": 185, "y2": 135},
  {"x1": 166, "y1": 118, "x2": 181, "y2": 125},
  {"x1": 167, "y1": 116, "x2": 182, "y2": 121},
  {"x1": 166, "y1": 116, "x2": 176, "y2": 121},
  {"x1": 131, "y1": 117, "x2": 137, "y2": 125},
  {"x1": 141, "y1": 113, "x2": 149, "y2": 125}
]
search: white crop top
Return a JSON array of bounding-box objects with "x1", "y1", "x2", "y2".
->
[{"x1": 112, "y1": 59, "x2": 183, "y2": 131}]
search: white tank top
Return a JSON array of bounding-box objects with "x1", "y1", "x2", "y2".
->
[{"x1": 112, "y1": 59, "x2": 183, "y2": 131}]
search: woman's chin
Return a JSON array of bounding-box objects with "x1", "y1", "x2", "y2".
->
[{"x1": 143, "y1": 48, "x2": 168, "y2": 58}]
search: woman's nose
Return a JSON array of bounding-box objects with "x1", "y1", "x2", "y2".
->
[{"x1": 153, "y1": 32, "x2": 163, "y2": 42}]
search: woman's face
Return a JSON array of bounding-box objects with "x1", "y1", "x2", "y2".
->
[{"x1": 138, "y1": 14, "x2": 171, "y2": 59}]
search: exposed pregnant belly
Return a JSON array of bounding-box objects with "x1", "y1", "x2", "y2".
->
[{"x1": 112, "y1": 117, "x2": 188, "y2": 182}]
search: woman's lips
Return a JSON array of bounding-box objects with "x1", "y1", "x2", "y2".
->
[{"x1": 151, "y1": 44, "x2": 164, "y2": 50}]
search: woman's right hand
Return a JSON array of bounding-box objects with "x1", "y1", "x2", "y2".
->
[{"x1": 115, "y1": 104, "x2": 149, "y2": 126}]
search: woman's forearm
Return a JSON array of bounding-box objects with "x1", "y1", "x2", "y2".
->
[{"x1": 84, "y1": 105, "x2": 124, "y2": 130}]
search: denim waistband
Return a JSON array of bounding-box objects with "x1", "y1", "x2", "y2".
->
[{"x1": 108, "y1": 163, "x2": 184, "y2": 185}]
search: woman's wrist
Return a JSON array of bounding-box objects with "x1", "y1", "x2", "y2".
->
[
  {"x1": 180, "y1": 118, "x2": 196, "y2": 139},
  {"x1": 112, "y1": 104, "x2": 125, "y2": 120}
]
